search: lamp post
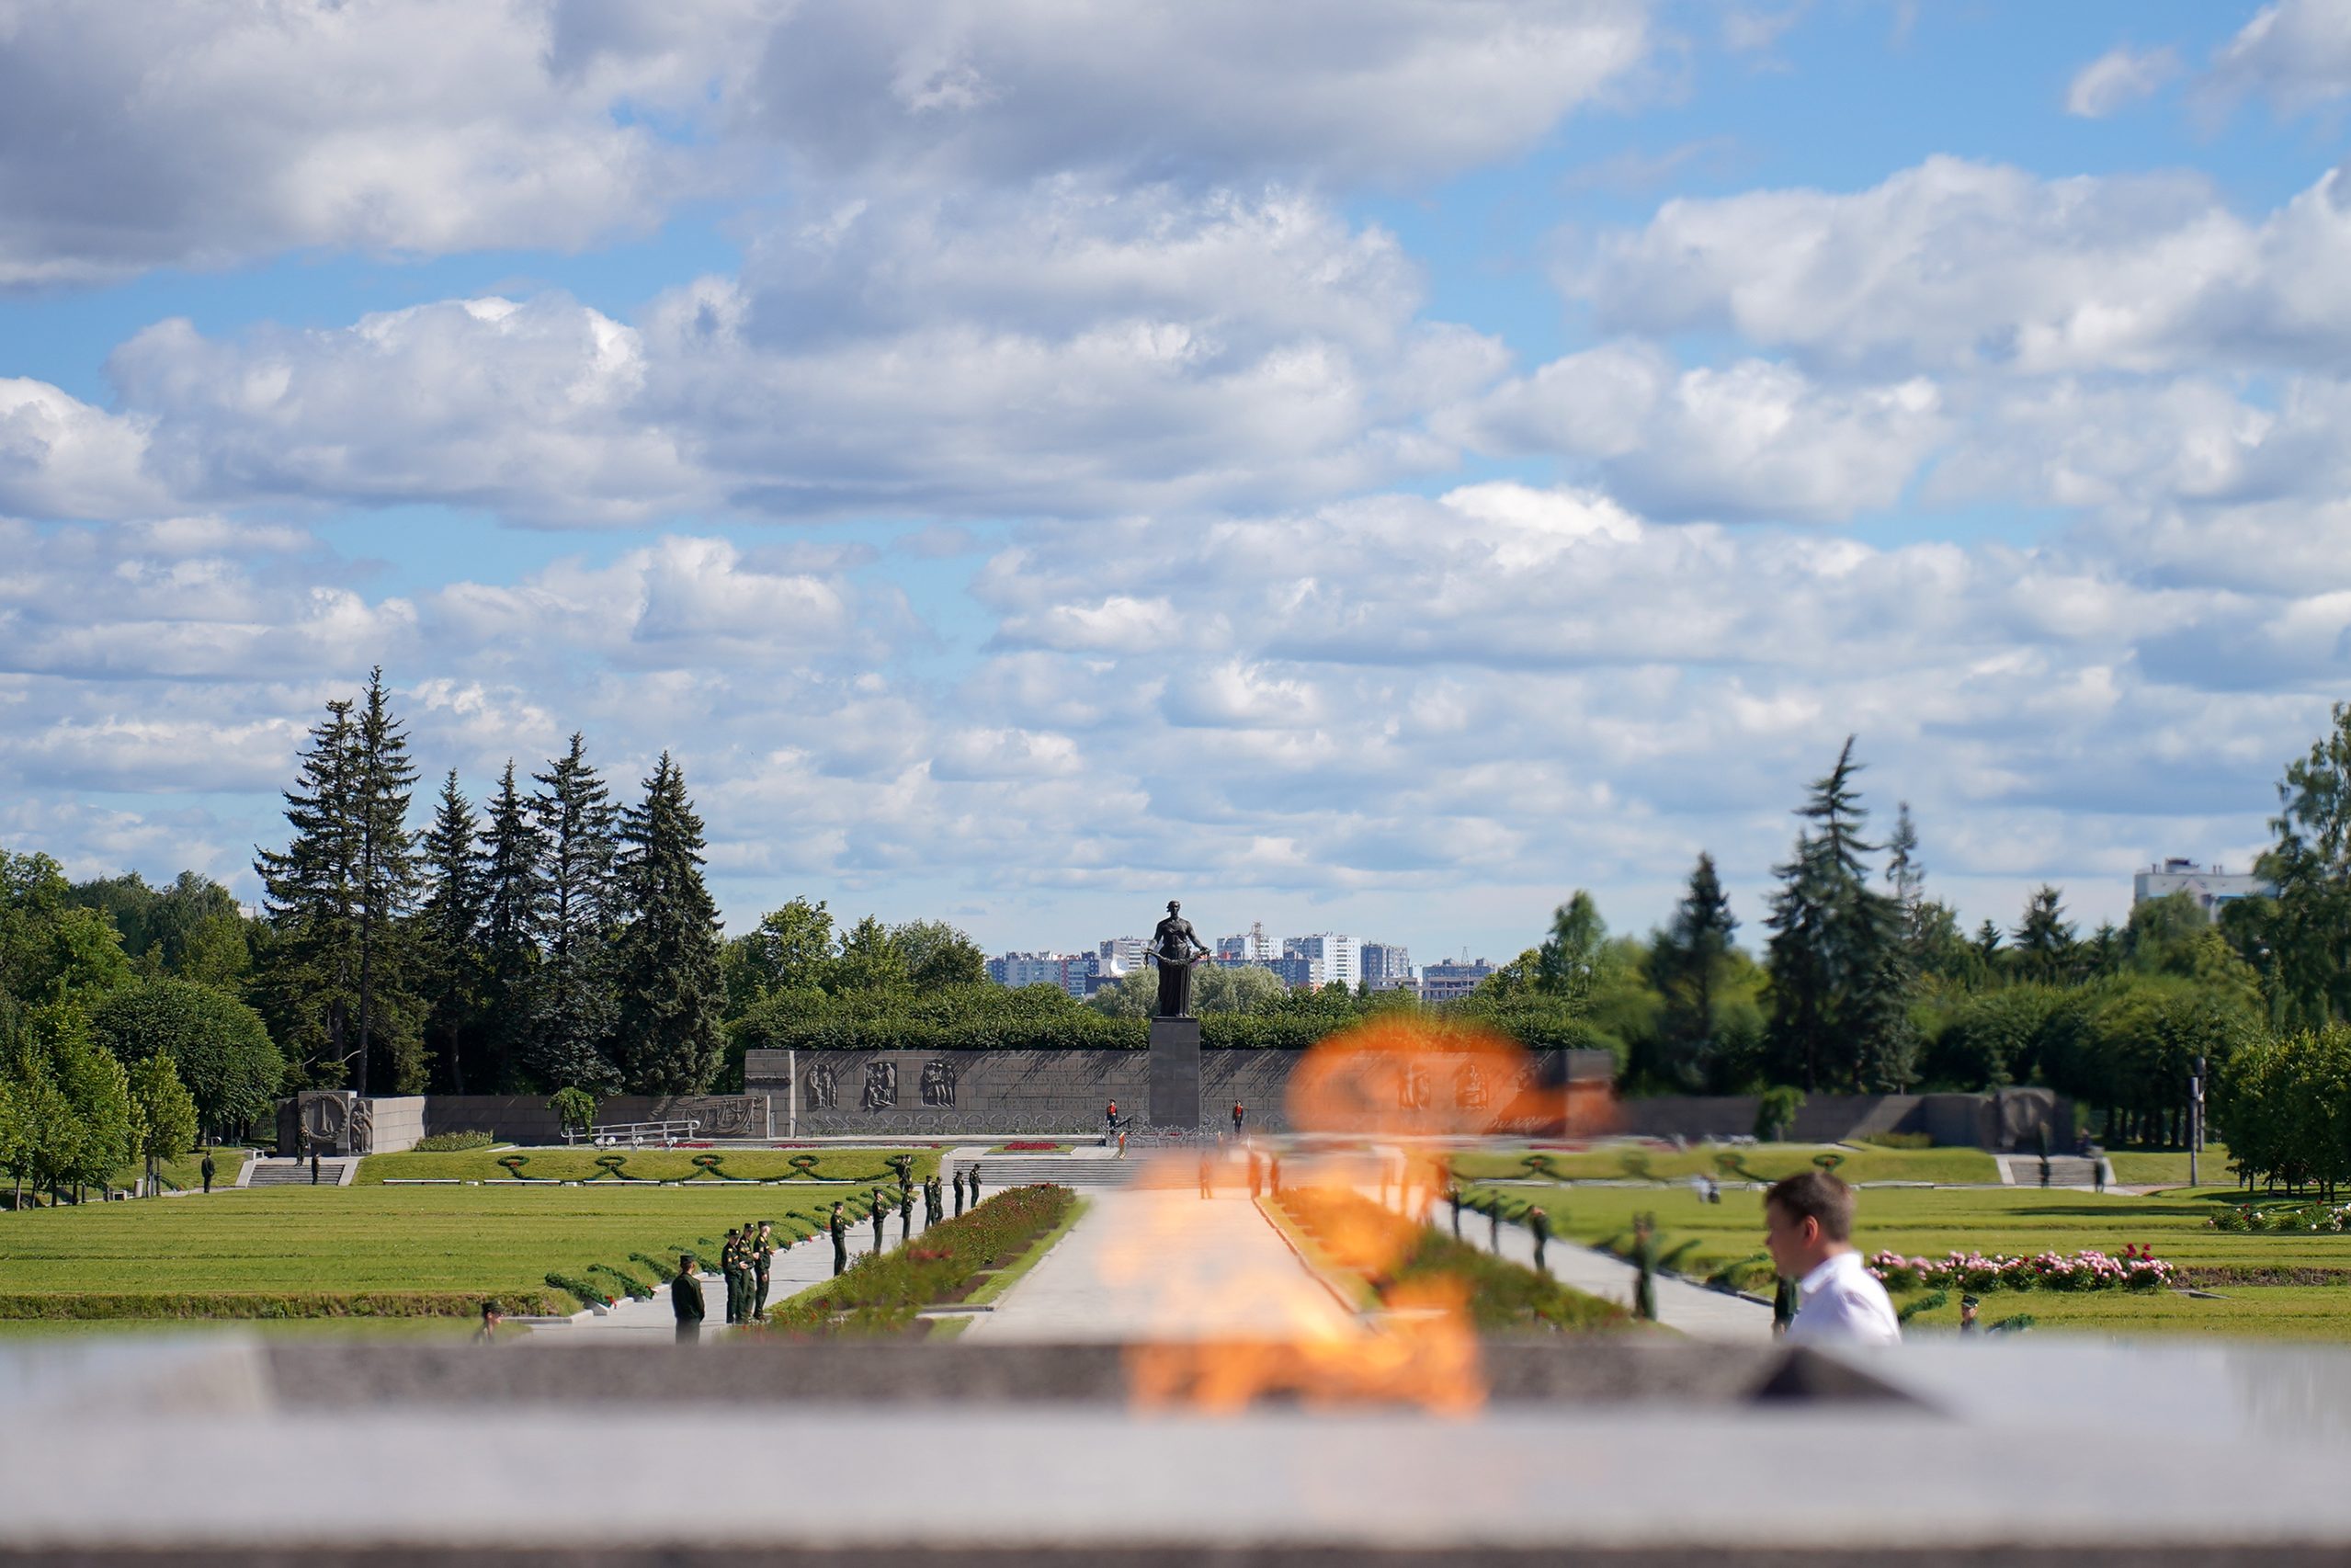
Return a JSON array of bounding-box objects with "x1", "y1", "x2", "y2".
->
[{"x1": 2188, "y1": 1055, "x2": 2206, "y2": 1188}]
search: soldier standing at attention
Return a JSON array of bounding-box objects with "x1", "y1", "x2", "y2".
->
[
  {"x1": 829, "y1": 1202, "x2": 849, "y2": 1277},
  {"x1": 968, "y1": 1165, "x2": 983, "y2": 1204},
  {"x1": 870, "y1": 1190, "x2": 888, "y2": 1250},
  {"x1": 952, "y1": 1168, "x2": 966, "y2": 1216},
  {"x1": 672, "y1": 1253, "x2": 705, "y2": 1344},
  {"x1": 1528, "y1": 1205, "x2": 1551, "y2": 1274},
  {"x1": 898, "y1": 1183, "x2": 914, "y2": 1243},
  {"x1": 753, "y1": 1221, "x2": 776, "y2": 1320},
  {"x1": 718, "y1": 1227, "x2": 742, "y2": 1324},
  {"x1": 199, "y1": 1149, "x2": 216, "y2": 1194},
  {"x1": 1488, "y1": 1197, "x2": 1502, "y2": 1252}
]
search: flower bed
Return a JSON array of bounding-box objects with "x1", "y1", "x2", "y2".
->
[
  {"x1": 998, "y1": 1141, "x2": 1063, "y2": 1152},
  {"x1": 2207, "y1": 1201, "x2": 2351, "y2": 1233},
  {"x1": 1868, "y1": 1245, "x2": 2174, "y2": 1292}
]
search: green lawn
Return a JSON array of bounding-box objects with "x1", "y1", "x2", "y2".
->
[
  {"x1": 1464, "y1": 1180, "x2": 2351, "y2": 1340},
  {"x1": 355, "y1": 1146, "x2": 939, "y2": 1186},
  {"x1": 0, "y1": 1182, "x2": 910, "y2": 1320},
  {"x1": 1445, "y1": 1142, "x2": 1998, "y2": 1187},
  {"x1": 2107, "y1": 1145, "x2": 2235, "y2": 1188}
]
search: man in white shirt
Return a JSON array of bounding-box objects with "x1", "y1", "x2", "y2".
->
[{"x1": 1763, "y1": 1169, "x2": 1902, "y2": 1346}]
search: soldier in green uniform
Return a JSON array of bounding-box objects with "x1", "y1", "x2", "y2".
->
[
  {"x1": 1528, "y1": 1205, "x2": 1551, "y2": 1274},
  {"x1": 829, "y1": 1201, "x2": 849, "y2": 1277},
  {"x1": 719, "y1": 1226, "x2": 743, "y2": 1324},
  {"x1": 953, "y1": 1168, "x2": 966, "y2": 1215},
  {"x1": 968, "y1": 1165, "x2": 982, "y2": 1204},
  {"x1": 672, "y1": 1253, "x2": 706, "y2": 1344},
  {"x1": 1632, "y1": 1212, "x2": 1659, "y2": 1323},
  {"x1": 752, "y1": 1221, "x2": 775, "y2": 1319},
  {"x1": 199, "y1": 1150, "x2": 216, "y2": 1194},
  {"x1": 1487, "y1": 1198, "x2": 1501, "y2": 1252},
  {"x1": 869, "y1": 1190, "x2": 887, "y2": 1250},
  {"x1": 1772, "y1": 1274, "x2": 1797, "y2": 1337},
  {"x1": 898, "y1": 1183, "x2": 914, "y2": 1243},
  {"x1": 1448, "y1": 1183, "x2": 1464, "y2": 1240}
]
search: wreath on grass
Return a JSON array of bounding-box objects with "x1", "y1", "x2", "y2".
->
[{"x1": 1812, "y1": 1153, "x2": 1845, "y2": 1172}]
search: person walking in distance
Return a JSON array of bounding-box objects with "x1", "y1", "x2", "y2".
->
[
  {"x1": 1528, "y1": 1205, "x2": 1551, "y2": 1274},
  {"x1": 310, "y1": 1142, "x2": 322, "y2": 1185},
  {"x1": 1198, "y1": 1146, "x2": 1213, "y2": 1199},
  {"x1": 199, "y1": 1149, "x2": 216, "y2": 1195},
  {"x1": 1232, "y1": 1101, "x2": 1246, "y2": 1140},
  {"x1": 672, "y1": 1253, "x2": 706, "y2": 1345},
  {"x1": 869, "y1": 1191, "x2": 887, "y2": 1251},
  {"x1": 1105, "y1": 1100, "x2": 1119, "y2": 1143},
  {"x1": 1449, "y1": 1183, "x2": 1464, "y2": 1240},
  {"x1": 1488, "y1": 1198, "x2": 1501, "y2": 1253},
  {"x1": 829, "y1": 1202, "x2": 849, "y2": 1278},
  {"x1": 1763, "y1": 1170, "x2": 1901, "y2": 1346}
]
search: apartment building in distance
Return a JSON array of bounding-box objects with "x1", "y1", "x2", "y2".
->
[
  {"x1": 984, "y1": 950, "x2": 1101, "y2": 998},
  {"x1": 1284, "y1": 933, "x2": 1358, "y2": 990},
  {"x1": 2131, "y1": 858, "x2": 2275, "y2": 916},
  {"x1": 1419, "y1": 957, "x2": 1498, "y2": 1004},
  {"x1": 1359, "y1": 941, "x2": 1413, "y2": 990}
]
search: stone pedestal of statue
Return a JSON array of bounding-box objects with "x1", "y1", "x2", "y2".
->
[{"x1": 1149, "y1": 1017, "x2": 1202, "y2": 1130}]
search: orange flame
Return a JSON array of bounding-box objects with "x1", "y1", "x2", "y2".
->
[{"x1": 1119, "y1": 1013, "x2": 1567, "y2": 1415}]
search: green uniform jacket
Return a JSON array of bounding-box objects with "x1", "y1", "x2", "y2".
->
[{"x1": 673, "y1": 1271, "x2": 706, "y2": 1324}]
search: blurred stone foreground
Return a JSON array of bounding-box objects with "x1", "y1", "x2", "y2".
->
[{"x1": 6, "y1": 1335, "x2": 2351, "y2": 1564}]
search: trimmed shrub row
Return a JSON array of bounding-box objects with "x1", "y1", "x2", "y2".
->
[
  {"x1": 0, "y1": 1289, "x2": 572, "y2": 1320},
  {"x1": 765, "y1": 1184, "x2": 1076, "y2": 1337}
]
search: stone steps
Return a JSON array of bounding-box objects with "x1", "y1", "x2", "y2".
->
[{"x1": 247, "y1": 1159, "x2": 353, "y2": 1187}]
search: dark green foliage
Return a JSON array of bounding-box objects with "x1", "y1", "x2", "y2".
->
[
  {"x1": 2010, "y1": 886, "x2": 2079, "y2": 983},
  {"x1": 411, "y1": 1131, "x2": 495, "y2": 1152},
  {"x1": 2215, "y1": 1023, "x2": 2351, "y2": 1196},
  {"x1": 64, "y1": 870, "x2": 250, "y2": 987},
  {"x1": 1647, "y1": 853, "x2": 1738, "y2": 1088},
  {"x1": 523, "y1": 733, "x2": 622, "y2": 1092},
  {"x1": 2254, "y1": 701, "x2": 2351, "y2": 1028},
  {"x1": 475, "y1": 760, "x2": 547, "y2": 1093},
  {"x1": 250, "y1": 676, "x2": 426, "y2": 1095},
  {"x1": 1763, "y1": 736, "x2": 1915, "y2": 1092},
  {"x1": 87, "y1": 979, "x2": 281, "y2": 1140},
  {"x1": 611, "y1": 753, "x2": 724, "y2": 1093},
  {"x1": 416, "y1": 770, "x2": 489, "y2": 1094}
]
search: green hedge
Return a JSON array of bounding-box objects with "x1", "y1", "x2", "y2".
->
[{"x1": 0, "y1": 1289, "x2": 571, "y2": 1320}]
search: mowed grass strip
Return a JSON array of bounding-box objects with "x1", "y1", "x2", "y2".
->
[
  {"x1": 1467, "y1": 1181, "x2": 2351, "y2": 1339},
  {"x1": 355, "y1": 1146, "x2": 942, "y2": 1185},
  {"x1": 1445, "y1": 1144, "x2": 1998, "y2": 1187},
  {"x1": 0, "y1": 1184, "x2": 879, "y2": 1316}
]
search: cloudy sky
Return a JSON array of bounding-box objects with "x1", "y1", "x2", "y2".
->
[{"x1": 4, "y1": 0, "x2": 2348, "y2": 961}]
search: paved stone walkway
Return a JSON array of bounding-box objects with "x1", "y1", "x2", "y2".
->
[
  {"x1": 1419, "y1": 1194, "x2": 1775, "y2": 1341},
  {"x1": 543, "y1": 1194, "x2": 946, "y2": 1341},
  {"x1": 967, "y1": 1187, "x2": 1361, "y2": 1343}
]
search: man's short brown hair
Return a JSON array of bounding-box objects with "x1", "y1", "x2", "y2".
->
[{"x1": 1765, "y1": 1169, "x2": 1856, "y2": 1242}]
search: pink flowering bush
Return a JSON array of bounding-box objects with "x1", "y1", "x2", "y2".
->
[{"x1": 1868, "y1": 1244, "x2": 2174, "y2": 1293}]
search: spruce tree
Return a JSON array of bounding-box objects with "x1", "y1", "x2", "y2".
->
[
  {"x1": 525, "y1": 733, "x2": 621, "y2": 1091},
  {"x1": 2011, "y1": 885, "x2": 2078, "y2": 983},
  {"x1": 253, "y1": 699, "x2": 361, "y2": 1087},
  {"x1": 476, "y1": 760, "x2": 547, "y2": 1093},
  {"x1": 612, "y1": 753, "x2": 725, "y2": 1092},
  {"x1": 417, "y1": 771, "x2": 488, "y2": 1094},
  {"x1": 1650, "y1": 853, "x2": 1737, "y2": 1087},
  {"x1": 1763, "y1": 737, "x2": 1912, "y2": 1091},
  {"x1": 351, "y1": 669, "x2": 424, "y2": 1095}
]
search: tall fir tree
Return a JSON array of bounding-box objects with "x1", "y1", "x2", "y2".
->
[
  {"x1": 350, "y1": 668, "x2": 424, "y2": 1095},
  {"x1": 2011, "y1": 885, "x2": 2078, "y2": 983},
  {"x1": 1648, "y1": 853, "x2": 1737, "y2": 1087},
  {"x1": 1763, "y1": 737, "x2": 1913, "y2": 1091},
  {"x1": 525, "y1": 733, "x2": 621, "y2": 1091},
  {"x1": 475, "y1": 760, "x2": 547, "y2": 1092},
  {"x1": 417, "y1": 770, "x2": 488, "y2": 1094},
  {"x1": 612, "y1": 754, "x2": 725, "y2": 1093},
  {"x1": 252, "y1": 699, "x2": 361, "y2": 1087}
]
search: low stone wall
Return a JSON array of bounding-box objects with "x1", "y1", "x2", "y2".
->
[
  {"x1": 1613, "y1": 1088, "x2": 2070, "y2": 1151},
  {"x1": 740, "y1": 1046, "x2": 1614, "y2": 1136},
  {"x1": 365, "y1": 1096, "x2": 426, "y2": 1154}
]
